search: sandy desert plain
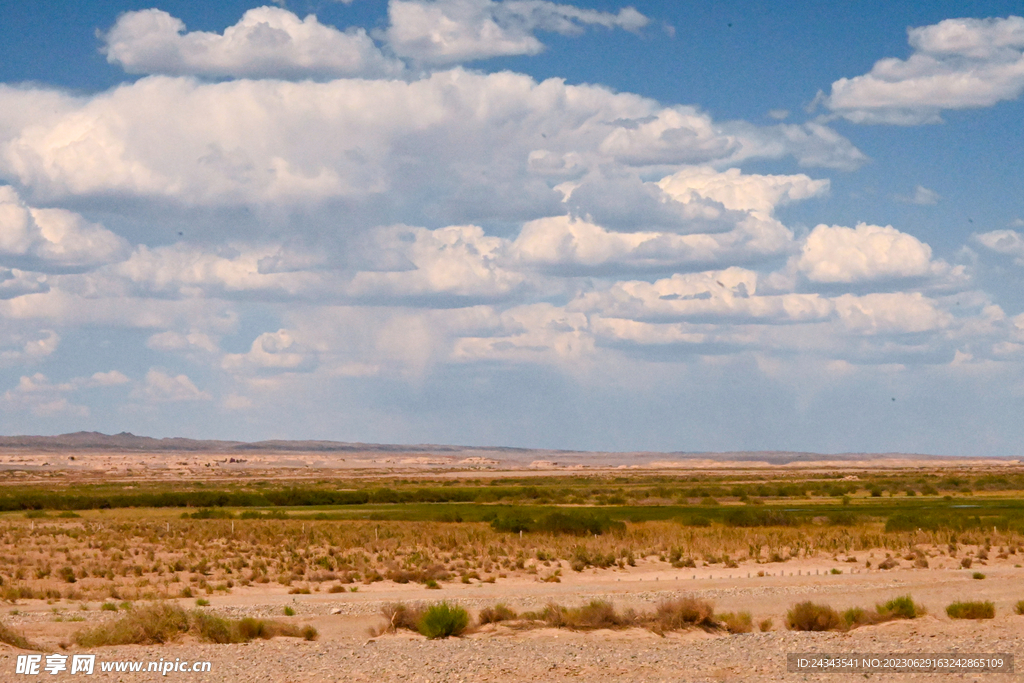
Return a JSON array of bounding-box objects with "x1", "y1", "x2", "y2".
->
[{"x1": 0, "y1": 433, "x2": 1022, "y2": 682}]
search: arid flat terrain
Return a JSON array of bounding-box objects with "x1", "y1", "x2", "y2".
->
[{"x1": 0, "y1": 434, "x2": 1021, "y2": 681}]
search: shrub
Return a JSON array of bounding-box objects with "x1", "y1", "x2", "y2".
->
[
  {"x1": 652, "y1": 598, "x2": 717, "y2": 632},
  {"x1": 878, "y1": 595, "x2": 923, "y2": 620},
  {"x1": 74, "y1": 603, "x2": 316, "y2": 646},
  {"x1": 718, "y1": 611, "x2": 753, "y2": 634},
  {"x1": 478, "y1": 604, "x2": 517, "y2": 625},
  {"x1": 758, "y1": 618, "x2": 773, "y2": 631},
  {"x1": 542, "y1": 601, "x2": 632, "y2": 630},
  {"x1": 195, "y1": 599, "x2": 210, "y2": 607},
  {"x1": 877, "y1": 557, "x2": 898, "y2": 570},
  {"x1": 489, "y1": 509, "x2": 534, "y2": 534},
  {"x1": 724, "y1": 509, "x2": 795, "y2": 528},
  {"x1": 418, "y1": 602, "x2": 469, "y2": 639},
  {"x1": 380, "y1": 603, "x2": 422, "y2": 633},
  {"x1": 946, "y1": 601, "x2": 994, "y2": 620},
  {"x1": 1014, "y1": 600, "x2": 1024, "y2": 616},
  {"x1": 972, "y1": 572, "x2": 986, "y2": 580},
  {"x1": 841, "y1": 607, "x2": 874, "y2": 628},
  {"x1": 786, "y1": 602, "x2": 843, "y2": 631},
  {"x1": 0, "y1": 620, "x2": 36, "y2": 650},
  {"x1": 283, "y1": 606, "x2": 295, "y2": 616},
  {"x1": 961, "y1": 557, "x2": 973, "y2": 569}
]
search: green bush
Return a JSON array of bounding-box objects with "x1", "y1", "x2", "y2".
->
[
  {"x1": 786, "y1": 602, "x2": 843, "y2": 631},
  {"x1": 489, "y1": 509, "x2": 533, "y2": 533},
  {"x1": 878, "y1": 595, "x2": 923, "y2": 620},
  {"x1": 1014, "y1": 600, "x2": 1024, "y2": 615},
  {"x1": 418, "y1": 602, "x2": 469, "y2": 639},
  {"x1": 724, "y1": 508, "x2": 795, "y2": 528},
  {"x1": 946, "y1": 601, "x2": 995, "y2": 620}
]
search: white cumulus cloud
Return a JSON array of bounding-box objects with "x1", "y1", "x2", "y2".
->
[
  {"x1": 975, "y1": 229, "x2": 1024, "y2": 263},
  {"x1": 0, "y1": 71, "x2": 863, "y2": 209},
  {"x1": 102, "y1": 7, "x2": 403, "y2": 79},
  {"x1": 386, "y1": 0, "x2": 648, "y2": 65},
  {"x1": 136, "y1": 369, "x2": 212, "y2": 402},
  {"x1": 0, "y1": 186, "x2": 129, "y2": 270},
  {"x1": 825, "y1": 16, "x2": 1024, "y2": 124},
  {"x1": 796, "y1": 223, "x2": 954, "y2": 284}
]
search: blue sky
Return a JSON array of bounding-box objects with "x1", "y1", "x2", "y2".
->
[{"x1": 1, "y1": 0, "x2": 1023, "y2": 455}]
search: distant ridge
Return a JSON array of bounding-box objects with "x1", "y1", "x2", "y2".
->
[
  {"x1": 0, "y1": 431, "x2": 511, "y2": 454},
  {"x1": 0, "y1": 431, "x2": 1007, "y2": 465}
]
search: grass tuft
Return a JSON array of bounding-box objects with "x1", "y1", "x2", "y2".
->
[
  {"x1": 74, "y1": 603, "x2": 316, "y2": 646},
  {"x1": 418, "y1": 602, "x2": 469, "y2": 639},
  {"x1": 0, "y1": 621, "x2": 37, "y2": 650},
  {"x1": 478, "y1": 604, "x2": 518, "y2": 625},
  {"x1": 946, "y1": 601, "x2": 995, "y2": 620}
]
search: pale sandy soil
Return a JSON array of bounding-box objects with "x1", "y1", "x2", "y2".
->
[{"x1": 3, "y1": 557, "x2": 1023, "y2": 682}]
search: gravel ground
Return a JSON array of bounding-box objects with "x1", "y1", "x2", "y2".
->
[
  {"x1": 3, "y1": 566, "x2": 1022, "y2": 682},
  {"x1": 3, "y1": 618, "x2": 1020, "y2": 683}
]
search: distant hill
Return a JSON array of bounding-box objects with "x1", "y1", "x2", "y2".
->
[
  {"x1": 0, "y1": 431, "x2": 492, "y2": 454},
  {"x1": 0, "y1": 431, "x2": 1006, "y2": 466}
]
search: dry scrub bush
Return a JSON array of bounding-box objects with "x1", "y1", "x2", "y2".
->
[
  {"x1": 786, "y1": 602, "x2": 844, "y2": 631},
  {"x1": 718, "y1": 611, "x2": 753, "y2": 633},
  {"x1": 74, "y1": 603, "x2": 317, "y2": 646},
  {"x1": 946, "y1": 601, "x2": 995, "y2": 620},
  {"x1": 478, "y1": 604, "x2": 518, "y2": 624},
  {"x1": 379, "y1": 602, "x2": 423, "y2": 633},
  {"x1": 651, "y1": 598, "x2": 718, "y2": 632},
  {"x1": 540, "y1": 601, "x2": 636, "y2": 630},
  {"x1": 0, "y1": 620, "x2": 36, "y2": 650}
]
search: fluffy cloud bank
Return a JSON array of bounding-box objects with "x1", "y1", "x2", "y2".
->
[
  {"x1": 0, "y1": 71, "x2": 863, "y2": 212},
  {"x1": 0, "y1": 187, "x2": 128, "y2": 270},
  {"x1": 826, "y1": 16, "x2": 1024, "y2": 124},
  {"x1": 102, "y1": 6, "x2": 403, "y2": 79},
  {"x1": 795, "y1": 223, "x2": 956, "y2": 284},
  {"x1": 0, "y1": 4, "x2": 1021, "y2": 453}
]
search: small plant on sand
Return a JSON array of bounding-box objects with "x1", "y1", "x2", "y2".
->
[
  {"x1": 1014, "y1": 600, "x2": 1024, "y2": 615},
  {"x1": 972, "y1": 572, "x2": 986, "y2": 580},
  {"x1": 877, "y1": 595, "x2": 924, "y2": 620},
  {"x1": 946, "y1": 601, "x2": 994, "y2": 620},
  {"x1": 786, "y1": 602, "x2": 843, "y2": 631},
  {"x1": 418, "y1": 602, "x2": 469, "y2": 639},
  {"x1": 74, "y1": 603, "x2": 317, "y2": 646},
  {"x1": 0, "y1": 621, "x2": 36, "y2": 650},
  {"x1": 378, "y1": 603, "x2": 423, "y2": 634},
  {"x1": 478, "y1": 604, "x2": 518, "y2": 624},
  {"x1": 651, "y1": 598, "x2": 718, "y2": 632},
  {"x1": 283, "y1": 606, "x2": 295, "y2": 616},
  {"x1": 718, "y1": 611, "x2": 753, "y2": 633},
  {"x1": 542, "y1": 600, "x2": 633, "y2": 630}
]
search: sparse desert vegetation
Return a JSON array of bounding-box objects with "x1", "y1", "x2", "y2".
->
[{"x1": 0, "y1": 458, "x2": 1021, "y2": 681}]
